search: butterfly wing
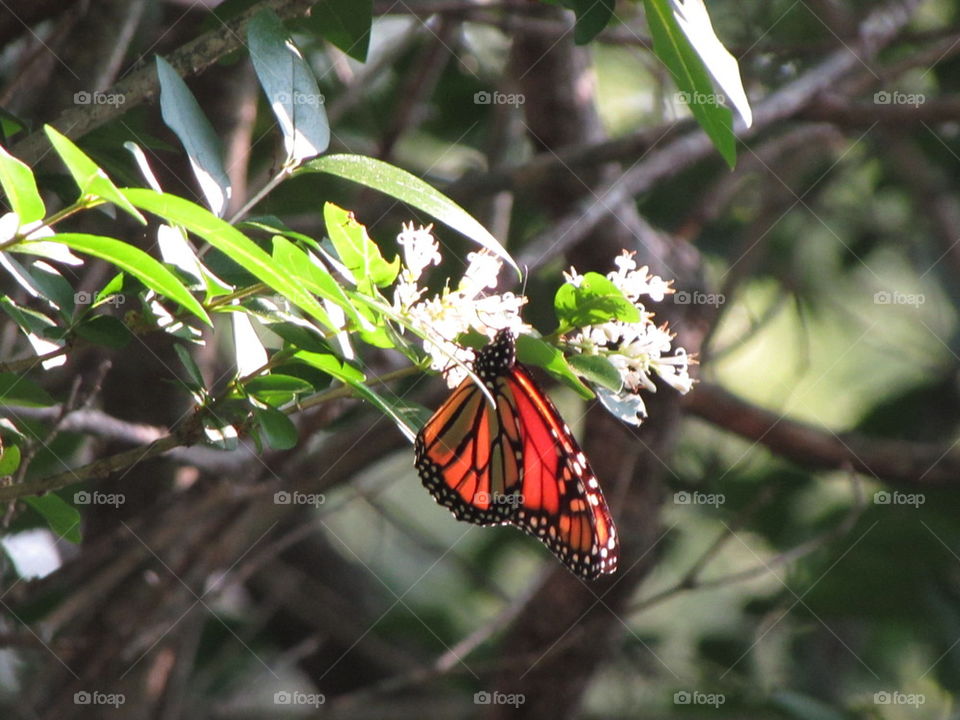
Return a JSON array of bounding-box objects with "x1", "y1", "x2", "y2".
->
[
  {"x1": 415, "y1": 379, "x2": 515, "y2": 526},
  {"x1": 496, "y1": 365, "x2": 618, "y2": 580},
  {"x1": 415, "y1": 330, "x2": 619, "y2": 580}
]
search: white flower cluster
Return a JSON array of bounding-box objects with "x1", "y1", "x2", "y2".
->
[
  {"x1": 393, "y1": 223, "x2": 527, "y2": 387},
  {"x1": 564, "y1": 251, "x2": 693, "y2": 424}
]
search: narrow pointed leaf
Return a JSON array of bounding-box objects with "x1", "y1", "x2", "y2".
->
[
  {"x1": 44, "y1": 126, "x2": 147, "y2": 223},
  {"x1": 38, "y1": 233, "x2": 209, "y2": 325},
  {"x1": 643, "y1": 0, "x2": 736, "y2": 167},
  {"x1": 300, "y1": 154, "x2": 519, "y2": 276},
  {"x1": 156, "y1": 56, "x2": 232, "y2": 216},
  {"x1": 248, "y1": 9, "x2": 330, "y2": 162},
  {"x1": 0, "y1": 144, "x2": 44, "y2": 224}
]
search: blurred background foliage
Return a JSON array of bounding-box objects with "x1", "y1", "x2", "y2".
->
[{"x1": 1, "y1": 0, "x2": 959, "y2": 718}]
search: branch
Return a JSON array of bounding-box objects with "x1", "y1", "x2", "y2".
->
[
  {"x1": 9, "y1": 0, "x2": 316, "y2": 165},
  {"x1": 517, "y1": 0, "x2": 925, "y2": 270},
  {"x1": 0, "y1": 421, "x2": 202, "y2": 501},
  {"x1": 686, "y1": 382, "x2": 960, "y2": 488},
  {"x1": 630, "y1": 474, "x2": 866, "y2": 614}
]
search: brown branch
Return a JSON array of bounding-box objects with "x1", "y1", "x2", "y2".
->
[
  {"x1": 685, "y1": 382, "x2": 960, "y2": 488},
  {"x1": 9, "y1": 0, "x2": 317, "y2": 165},
  {"x1": 0, "y1": 425, "x2": 198, "y2": 502},
  {"x1": 517, "y1": 0, "x2": 925, "y2": 270}
]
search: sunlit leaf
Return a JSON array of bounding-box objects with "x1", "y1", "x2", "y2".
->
[
  {"x1": 300, "y1": 154, "x2": 519, "y2": 275},
  {"x1": 44, "y1": 126, "x2": 147, "y2": 223},
  {"x1": 39, "y1": 233, "x2": 210, "y2": 325},
  {"x1": 122, "y1": 189, "x2": 333, "y2": 331},
  {"x1": 0, "y1": 144, "x2": 44, "y2": 224},
  {"x1": 323, "y1": 202, "x2": 399, "y2": 292},
  {"x1": 516, "y1": 335, "x2": 593, "y2": 399},
  {"x1": 554, "y1": 272, "x2": 640, "y2": 330},
  {"x1": 643, "y1": 0, "x2": 736, "y2": 166},
  {"x1": 248, "y1": 9, "x2": 330, "y2": 163},
  {"x1": 156, "y1": 56, "x2": 232, "y2": 216}
]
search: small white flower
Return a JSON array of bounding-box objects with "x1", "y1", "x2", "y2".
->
[
  {"x1": 392, "y1": 225, "x2": 528, "y2": 387},
  {"x1": 562, "y1": 266, "x2": 584, "y2": 287},
  {"x1": 607, "y1": 250, "x2": 673, "y2": 303},
  {"x1": 396, "y1": 222, "x2": 440, "y2": 282},
  {"x1": 564, "y1": 251, "x2": 693, "y2": 425}
]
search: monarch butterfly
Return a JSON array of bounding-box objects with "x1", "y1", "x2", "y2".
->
[{"x1": 415, "y1": 329, "x2": 619, "y2": 580}]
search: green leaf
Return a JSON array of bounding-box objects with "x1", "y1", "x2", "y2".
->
[
  {"x1": 642, "y1": 0, "x2": 736, "y2": 167},
  {"x1": 323, "y1": 203, "x2": 399, "y2": 292},
  {"x1": 0, "y1": 372, "x2": 55, "y2": 407},
  {"x1": 554, "y1": 272, "x2": 640, "y2": 330},
  {"x1": 0, "y1": 107, "x2": 28, "y2": 142},
  {"x1": 254, "y1": 406, "x2": 299, "y2": 450},
  {"x1": 344, "y1": 382, "x2": 420, "y2": 443},
  {"x1": 39, "y1": 233, "x2": 210, "y2": 325},
  {"x1": 156, "y1": 56, "x2": 232, "y2": 216},
  {"x1": 299, "y1": 154, "x2": 519, "y2": 276},
  {"x1": 0, "y1": 251, "x2": 74, "y2": 317},
  {"x1": 271, "y1": 361, "x2": 333, "y2": 392},
  {"x1": 670, "y1": 0, "x2": 752, "y2": 127},
  {"x1": 26, "y1": 260, "x2": 76, "y2": 317},
  {"x1": 0, "y1": 443, "x2": 21, "y2": 476},
  {"x1": 245, "y1": 374, "x2": 313, "y2": 406},
  {"x1": 0, "y1": 143, "x2": 44, "y2": 224},
  {"x1": 566, "y1": 353, "x2": 622, "y2": 391},
  {"x1": 304, "y1": 0, "x2": 372, "y2": 61},
  {"x1": 267, "y1": 321, "x2": 331, "y2": 353},
  {"x1": 241, "y1": 216, "x2": 320, "y2": 249},
  {"x1": 516, "y1": 335, "x2": 593, "y2": 399},
  {"x1": 122, "y1": 188, "x2": 334, "y2": 333},
  {"x1": 43, "y1": 125, "x2": 147, "y2": 223},
  {"x1": 572, "y1": 0, "x2": 615, "y2": 44},
  {"x1": 74, "y1": 315, "x2": 131, "y2": 349},
  {"x1": 24, "y1": 494, "x2": 82, "y2": 543},
  {"x1": 270, "y1": 235, "x2": 360, "y2": 330},
  {"x1": 248, "y1": 9, "x2": 330, "y2": 163},
  {"x1": 0, "y1": 297, "x2": 56, "y2": 335},
  {"x1": 295, "y1": 351, "x2": 365, "y2": 383},
  {"x1": 175, "y1": 343, "x2": 207, "y2": 390}
]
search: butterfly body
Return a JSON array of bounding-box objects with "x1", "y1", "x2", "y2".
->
[{"x1": 415, "y1": 330, "x2": 619, "y2": 580}]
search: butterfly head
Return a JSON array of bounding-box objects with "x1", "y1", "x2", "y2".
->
[{"x1": 474, "y1": 329, "x2": 517, "y2": 385}]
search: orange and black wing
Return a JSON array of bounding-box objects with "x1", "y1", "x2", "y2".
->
[{"x1": 415, "y1": 330, "x2": 619, "y2": 580}]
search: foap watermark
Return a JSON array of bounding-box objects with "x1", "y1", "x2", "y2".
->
[
  {"x1": 874, "y1": 691, "x2": 925, "y2": 707},
  {"x1": 674, "y1": 490, "x2": 725, "y2": 508},
  {"x1": 873, "y1": 90, "x2": 925, "y2": 107},
  {"x1": 74, "y1": 490, "x2": 125, "y2": 508},
  {"x1": 474, "y1": 491, "x2": 524, "y2": 509},
  {"x1": 474, "y1": 90, "x2": 525, "y2": 107},
  {"x1": 873, "y1": 290, "x2": 924, "y2": 307},
  {"x1": 74, "y1": 691, "x2": 125, "y2": 708},
  {"x1": 273, "y1": 691, "x2": 325, "y2": 707},
  {"x1": 474, "y1": 691, "x2": 525, "y2": 707},
  {"x1": 674, "y1": 290, "x2": 725, "y2": 307},
  {"x1": 274, "y1": 90, "x2": 324, "y2": 107},
  {"x1": 75, "y1": 291, "x2": 126, "y2": 306},
  {"x1": 676, "y1": 90, "x2": 726, "y2": 107},
  {"x1": 274, "y1": 490, "x2": 325, "y2": 507},
  {"x1": 874, "y1": 490, "x2": 924, "y2": 508},
  {"x1": 74, "y1": 90, "x2": 125, "y2": 106},
  {"x1": 674, "y1": 690, "x2": 725, "y2": 708}
]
